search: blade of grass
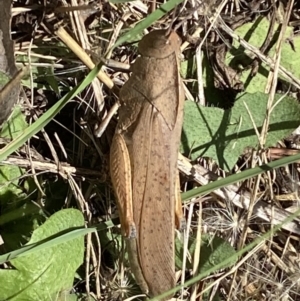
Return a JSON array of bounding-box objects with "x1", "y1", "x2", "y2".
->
[
  {"x1": 0, "y1": 228, "x2": 95, "y2": 264},
  {"x1": 113, "y1": 0, "x2": 184, "y2": 49},
  {"x1": 0, "y1": 63, "x2": 103, "y2": 161},
  {"x1": 182, "y1": 152, "x2": 300, "y2": 201},
  {"x1": 0, "y1": 220, "x2": 114, "y2": 264}
]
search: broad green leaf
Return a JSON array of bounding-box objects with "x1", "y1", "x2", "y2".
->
[
  {"x1": 180, "y1": 57, "x2": 197, "y2": 80},
  {"x1": 0, "y1": 103, "x2": 27, "y2": 222},
  {"x1": 0, "y1": 209, "x2": 85, "y2": 301},
  {"x1": 0, "y1": 164, "x2": 23, "y2": 198},
  {"x1": 175, "y1": 235, "x2": 232, "y2": 301},
  {"x1": 0, "y1": 71, "x2": 10, "y2": 86},
  {"x1": 226, "y1": 17, "x2": 300, "y2": 93},
  {"x1": 175, "y1": 234, "x2": 237, "y2": 272},
  {"x1": 181, "y1": 92, "x2": 300, "y2": 170},
  {"x1": 0, "y1": 105, "x2": 35, "y2": 250},
  {"x1": 1, "y1": 106, "x2": 28, "y2": 139},
  {"x1": 55, "y1": 291, "x2": 79, "y2": 301},
  {"x1": 198, "y1": 235, "x2": 237, "y2": 274}
]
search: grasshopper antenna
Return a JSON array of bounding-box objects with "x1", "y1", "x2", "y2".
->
[
  {"x1": 173, "y1": 3, "x2": 203, "y2": 32},
  {"x1": 165, "y1": 3, "x2": 203, "y2": 37},
  {"x1": 165, "y1": 6, "x2": 178, "y2": 37}
]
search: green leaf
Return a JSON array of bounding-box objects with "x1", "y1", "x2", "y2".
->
[
  {"x1": 0, "y1": 71, "x2": 10, "y2": 87},
  {"x1": 0, "y1": 209, "x2": 85, "y2": 301},
  {"x1": 181, "y1": 92, "x2": 300, "y2": 170},
  {"x1": 0, "y1": 105, "x2": 35, "y2": 250},
  {"x1": 0, "y1": 164, "x2": 23, "y2": 198},
  {"x1": 174, "y1": 235, "x2": 236, "y2": 301},
  {"x1": 198, "y1": 235, "x2": 237, "y2": 274},
  {"x1": 180, "y1": 57, "x2": 197, "y2": 80},
  {"x1": 226, "y1": 17, "x2": 300, "y2": 93},
  {"x1": 1, "y1": 106, "x2": 28, "y2": 139},
  {"x1": 175, "y1": 234, "x2": 237, "y2": 272}
]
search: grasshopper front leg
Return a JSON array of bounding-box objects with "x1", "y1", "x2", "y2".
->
[{"x1": 110, "y1": 132, "x2": 136, "y2": 238}]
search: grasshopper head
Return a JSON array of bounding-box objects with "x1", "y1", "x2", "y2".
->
[{"x1": 138, "y1": 30, "x2": 181, "y2": 59}]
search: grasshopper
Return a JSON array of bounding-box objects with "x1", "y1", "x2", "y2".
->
[{"x1": 110, "y1": 29, "x2": 185, "y2": 299}]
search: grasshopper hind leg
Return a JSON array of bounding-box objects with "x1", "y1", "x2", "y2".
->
[{"x1": 110, "y1": 132, "x2": 136, "y2": 238}]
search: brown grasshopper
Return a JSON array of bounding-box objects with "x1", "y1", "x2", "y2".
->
[{"x1": 110, "y1": 29, "x2": 185, "y2": 299}]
